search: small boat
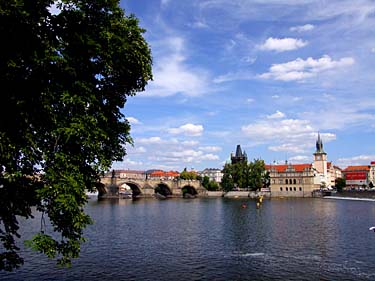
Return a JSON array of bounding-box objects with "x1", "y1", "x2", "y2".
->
[{"x1": 369, "y1": 226, "x2": 375, "y2": 232}]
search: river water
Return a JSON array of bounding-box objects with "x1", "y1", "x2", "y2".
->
[{"x1": 2, "y1": 197, "x2": 375, "y2": 280}]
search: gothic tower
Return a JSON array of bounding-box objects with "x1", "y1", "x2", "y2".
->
[
  {"x1": 313, "y1": 133, "x2": 327, "y2": 177},
  {"x1": 231, "y1": 144, "x2": 248, "y2": 164}
]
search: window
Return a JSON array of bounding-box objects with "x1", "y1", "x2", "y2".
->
[
  {"x1": 286, "y1": 187, "x2": 289, "y2": 191},
  {"x1": 280, "y1": 187, "x2": 283, "y2": 191},
  {"x1": 293, "y1": 179, "x2": 297, "y2": 185},
  {"x1": 293, "y1": 187, "x2": 296, "y2": 191},
  {"x1": 285, "y1": 179, "x2": 288, "y2": 184},
  {"x1": 299, "y1": 187, "x2": 302, "y2": 191}
]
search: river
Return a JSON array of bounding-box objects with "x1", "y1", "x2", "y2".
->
[{"x1": 2, "y1": 197, "x2": 375, "y2": 280}]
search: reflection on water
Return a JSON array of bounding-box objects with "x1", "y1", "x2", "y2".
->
[{"x1": 2, "y1": 198, "x2": 375, "y2": 280}]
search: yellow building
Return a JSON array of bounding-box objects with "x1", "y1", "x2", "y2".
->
[{"x1": 267, "y1": 133, "x2": 340, "y2": 197}]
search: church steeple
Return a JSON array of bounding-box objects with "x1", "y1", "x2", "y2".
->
[{"x1": 315, "y1": 132, "x2": 325, "y2": 154}]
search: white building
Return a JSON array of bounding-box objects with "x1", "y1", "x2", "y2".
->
[{"x1": 199, "y1": 168, "x2": 223, "y2": 183}]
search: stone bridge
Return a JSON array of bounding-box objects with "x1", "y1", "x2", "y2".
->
[{"x1": 97, "y1": 175, "x2": 207, "y2": 199}]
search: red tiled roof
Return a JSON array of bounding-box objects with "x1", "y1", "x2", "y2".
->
[
  {"x1": 343, "y1": 166, "x2": 370, "y2": 172},
  {"x1": 265, "y1": 164, "x2": 312, "y2": 173},
  {"x1": 149, "y1": 170, "x2": 180, "y2": 177}
]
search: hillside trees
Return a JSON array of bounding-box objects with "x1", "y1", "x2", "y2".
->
[{"x1": 0, "y1": 0, "x2": 152, "y2": 271}]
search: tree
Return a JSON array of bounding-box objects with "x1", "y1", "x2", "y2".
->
[
  {"x1": 0, "y1": 0, "x2": 152, "y2": 271},
  {"x1": 179, "y1": 168, "x2": 197, "y2": 180},
  {"x1": 221, "y1": 159, "x2": 267, "y2": 192},
  {"x1": 335, "y1": 177, "x2": 346, "y2": 192},
  {"x1": 201, "y1": 176, "x2": 219, "y2": 191},
  {"x1": 221, "y1": 164, "x2": 235, "y2": 192},
  {"x1": 201, "y1": 176, "x2": 210, "y2": 189}
]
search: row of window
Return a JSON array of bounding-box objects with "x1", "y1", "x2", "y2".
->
[
  {"x1": 280, "y1": 187, "x2": 303, "y2": 192},
  {"x1": 273, "y1": 179, "x2": 303, "y2": 185}
]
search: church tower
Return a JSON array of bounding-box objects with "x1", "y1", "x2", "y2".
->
[
  {"x1": 231, "y1": 144, "x2": 248, "y2": 164},
  {"x1": 313, "y1": 133, "x2": 327, "y2": 178}
]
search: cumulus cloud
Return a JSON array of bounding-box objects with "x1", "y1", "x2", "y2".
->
[
  {"x1": 136, "y1": 137, "x2": 164, "y2": 145},
  {"x1": 241, "y1": 115, "x2": 336, "y2": 154},
  {"x1": 144, "y1": 36, "x2": 210, "y2": 97},
  {"x1": 168, "y1": 123, "x2": 204, "y2": 136},
  {"x1": 259, "y1": 37, "x2": 308, "y2": 52},
  {"x1": 267, "y1": 111, "x2": 285, "y2": 119},
  {"x1": 259, "y1": 55, "x2": 355, "y2": 81},
  {"x1": 290, "y1": 24, "x2": 315, "y2": 32}
]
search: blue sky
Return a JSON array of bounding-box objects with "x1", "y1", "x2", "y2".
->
[{"x1": 112, "y1": 0, "x2": 375, "y2": 172}]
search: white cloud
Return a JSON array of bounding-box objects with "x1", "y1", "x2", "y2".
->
[
  {"x1": 336, "y1": 155, "x2": 375, "y2": 167},
  {"x1": 182, "y1": 140, "x2": 199, "y2": 146},
  {"x1": 269, "y1": 143, "x2": 309, "y2": 154},
  {"x1": 199, "y1": 146, "x2": 222, "y2": 152},
  {"x1": 288, "y1": 155, "x2": 311, "y2": 163},
  {"x1": 144, "y1": 36, "x2": 211, "y2": 97},
  {"x1": 192, "y1": 20, "x2": 209, "y2": 29},
  {"x1": 168, "y1": 123, "x2": 204, "y2": 136},
  {"x1": 213, "y1": 71, "x2": 253, "y2": 83},
  {"x1": 242, "y1": 118, "x2": 314, "y2": 142},
  {"x1": 259, "y1": 55, "x2": 355, "y2": 81},
  {"x1": 136, "y1": 137, "x2": 164, "y2": 145},
  {"x1": 241, "y1": 115, "x2": 336, "y2": 154},
  {"x1": 267, "y1": 111, "x2": 285, "y2": 119},
  {"x1": 127, "y1": 117, "x2": 141, "y2": 125},
  {"x1": 290, "y1": 24, "x2": 315, "y2": 32},
  {"x1": 259, "y1": 37, "x2": 308, "y2": 52}
]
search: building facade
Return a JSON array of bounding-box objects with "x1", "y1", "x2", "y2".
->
[
  {"x1": 266, "y1": 134, "x2": 341, "y2": 197},
  {"x1": 342, "y1": 166, "x2": 370, "y2": 188},
  {"x1": 266, "y1": 163, "x2": 316, "y2": 197},
  {"x1": 199, "y1": 168, "x2": 223, "y2": 183}
]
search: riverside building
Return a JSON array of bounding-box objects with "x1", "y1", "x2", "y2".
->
[{"x1": 266, "y1": 133, "x2": 341, "y2": 197}]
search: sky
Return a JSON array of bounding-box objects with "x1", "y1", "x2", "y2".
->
[{"x1": 112, "y1": 0, "x2": 375, "y2": 172}]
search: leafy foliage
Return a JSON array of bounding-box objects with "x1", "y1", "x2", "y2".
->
[
  {"x1": 0, "y1": 0, "x2": 152, "y2": 271},
  {"x1": 201, "y1": 176, "x2": 219, "y2": 191},
  {"x1": 179, "y1": 168, "x2": 198, "y2": 180},
  {"x1": 335, "y1": 177, "x2": 346, "y2": 192},
  {"x1": 221, "y1": 159, "x2": 269, "y2": 192}
]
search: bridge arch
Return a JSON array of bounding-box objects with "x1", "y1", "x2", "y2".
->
[
  {"x1": 182, "y1": 185, "x2": 198, "y2": 198},
  {"x1": 118, "y1": 181, "x2": 142, "y2": 198},
  {"x1": 95, "y1": 182, "x2": 107, "y2": 197},
  {"x1": 154, "y1": 183, "x2": 172, "y2": 198}
]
